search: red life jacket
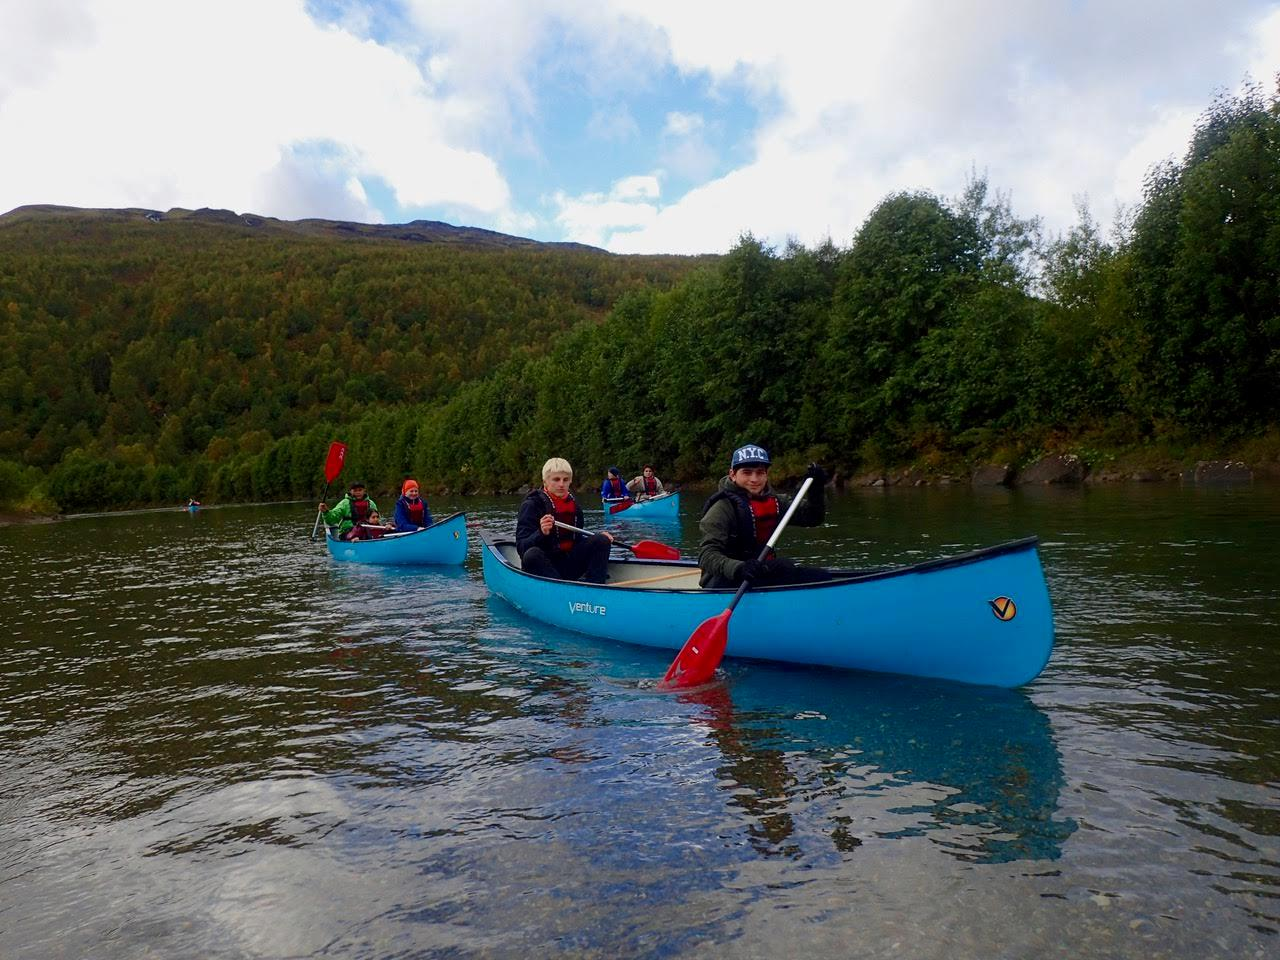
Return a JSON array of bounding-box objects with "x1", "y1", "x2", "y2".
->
[
  {"x1": 642, "y1": 475, "x2": 659, "y2": 496},
  {"x1": 748, "y1": 495, "x2": 781, "y2": 546},
  {"x1": 701, "y1": 488, "x2": 781, "y2": 558},
  {"x1": 605, "y1": 477, "x2": 627, "y2": 498},
  {"x1": 404, "y1": 498, "x2": 427, "y2": 526},
  {"x1": 543, "y1": 490, "x2": 578, "y2": 552},
  {"x1": 349, "y1": 496, "x2": 372, "y2": 524}
]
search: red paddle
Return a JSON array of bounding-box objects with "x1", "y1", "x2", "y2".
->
[
  {"x1": 310, "y1": 441, "x2": 349, "y2": 540},
  {"x1": 657, "y1": 476, "x2": 814, "y2": 691},
  {"x1": 607, "y1": 498, "x2": 634, "y2": 514},
  {"x1": 553, "y1": 520, "x2": 681, "y2": 561}
]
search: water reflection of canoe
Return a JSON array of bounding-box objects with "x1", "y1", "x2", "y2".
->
[
  {"x1": 478, "y1": 529, "x2": 1054, "y2": 687},
  {"x1": 325, "y1": 512, "x2": 468, "y2": 565},
  {"x1": 475, "y1": 597, "x2": 1073, "y2": 864},
  {"x1": 602, "y1": 492, "x2": 679, "y2": 519},
  {"x1": 685, "y1": 668, "x2": 1075, "y2": 863}
]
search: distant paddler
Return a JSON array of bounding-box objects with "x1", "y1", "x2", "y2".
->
[{"x1": 626, "y1": 464, "x2": 665, "y2": 501}]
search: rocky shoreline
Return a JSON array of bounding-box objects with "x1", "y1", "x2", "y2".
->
[{"x1": 845, "y1": 455, "x2": 1274, "y2": 487}]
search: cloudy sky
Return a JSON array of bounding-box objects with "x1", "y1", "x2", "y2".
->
[{"x1": 1, "y1": 0, "x2": 1277, "y2": 254}]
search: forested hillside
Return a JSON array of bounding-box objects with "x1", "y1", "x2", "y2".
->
[
  {"x1": 0, "y1": 210, "x2": 704, "y2": 510},
  {"x1": 2, "y1": 83, "x2": 1277, "y2": 513}
]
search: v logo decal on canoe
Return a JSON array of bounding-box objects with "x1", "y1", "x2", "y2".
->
[{"x1": 988, "y1": 596, "x2": 1017, "y2": 621}]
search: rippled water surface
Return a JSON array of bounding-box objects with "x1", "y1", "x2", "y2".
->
[{"x1": 2, "y1": 485, "x2": 1277, "y2": 958}]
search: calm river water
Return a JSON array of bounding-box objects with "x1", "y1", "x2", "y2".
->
[{"x1": 1, "y1": 484, "x2": 1277, "y2": 959}]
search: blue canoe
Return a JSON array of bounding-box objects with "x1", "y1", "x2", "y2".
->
[
  {"x1": 326, "y1": 512, "x2": 468, "y2": 565},
  {"x1": 602, "y1": 491, "x2": 680, "y2": 520},
  {"x1": 479, "y1": 529, "x2": 1054, "y2": 687}
]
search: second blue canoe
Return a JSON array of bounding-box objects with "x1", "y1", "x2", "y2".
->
[
  {"x1": 325, "y1": 512, "x2": 469, "y2": 565},
  {"x1": 602, "y1": 491, "x2": 680, "y2": 520}
]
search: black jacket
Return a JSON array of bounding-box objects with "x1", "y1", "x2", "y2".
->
[
  {"x1": 697, "y1": 475, "x2": 824, "y2": 586},
  {"x1": 516, "y1": 488, "x2": 586, "y2": 555}
]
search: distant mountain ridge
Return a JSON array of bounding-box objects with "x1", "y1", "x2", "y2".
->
[{"x1": 0, "y1": 203, "x2": 608, "y2": 253}]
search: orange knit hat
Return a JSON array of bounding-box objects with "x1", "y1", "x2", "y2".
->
[{"x1": 402, "y1": 478, "x2": 420, "y2": 495}]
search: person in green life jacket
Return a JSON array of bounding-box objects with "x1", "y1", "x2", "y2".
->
[
  {"x1": 319, "y1": 481, "x2": 379, "y2": 540},
  {"x1": 698, "y1": 444, "x2": 830, "y2": 589}
]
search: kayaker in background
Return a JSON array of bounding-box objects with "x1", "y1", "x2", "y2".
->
[
  {"x1": 319, "y1": 481, "x2": 378, "y2": 539},
  {"x1": 520, "y1": 457, "x2": 614, "y2": 583},
  {"x1": 599, "y1": 466, "x2": 630, "y2": 503},
  {"x1": 626, "y1": 465, "x2": 665, "y2": 500},
  {"x1": 393, "y1": 478, "x2": 434, "y2": 532},
  {"x1": 698, "y1": 444, "x2": 830, "y2": 588}
]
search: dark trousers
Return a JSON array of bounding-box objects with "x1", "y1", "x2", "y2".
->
[
  {"x1": 521, "y1": 534, "x2": 612, "y2": 583},
  {"x1": 703, "y1": 558, "x2": 834, "y2": 589}
]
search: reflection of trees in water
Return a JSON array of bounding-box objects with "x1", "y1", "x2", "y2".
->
[{"x1": 684, "y1": 671, "x2": 1076, "y2": 864}]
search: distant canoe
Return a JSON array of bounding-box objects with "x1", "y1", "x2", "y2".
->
[
  {"x1": 602, "y1": 491, "x2": 680, "y2": 519},
  {"x1": 325, "y1": 512, "x2": 468, "y2": 565},
  {"x1": 479, "y1": 529, "x2": 1054, "y2": 688}
]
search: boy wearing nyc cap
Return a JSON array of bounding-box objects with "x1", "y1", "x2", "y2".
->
[{"x1": 698, "y1": 444, "x2": 829, "y2": 589}]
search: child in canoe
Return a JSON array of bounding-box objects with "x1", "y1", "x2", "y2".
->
[
  {"x1": 519, "y1": 458, "x2": 614, "y2": 583},
  {"x1": 349, "y1": 510, "x2": 393, "y2": 540},
  {"x1": 393, "y1": 478, "x2": 434, "y2": 532}
]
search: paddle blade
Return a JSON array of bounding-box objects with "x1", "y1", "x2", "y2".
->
[
  {"x1": 657, "y1": 610, "x2": 731, "y2": 691},
  {"x1": 323, "y1": 442, "x2": 348, "y2": 484},
  {"x1": 608, "y1": 499, "x2": 634, "y2": 514},
  {"x1": 627, "y1": 539, "x2": 681, "y2": 561}
]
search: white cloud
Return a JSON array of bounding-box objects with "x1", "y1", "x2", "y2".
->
[
  {"x1": 0, "y1": 0, "x2": 511, "y2": 220},
  {"x1": 1246, "y1": 6, "x2": 1280, "y2": 83},
  {"x1": 3, "y1": 0, "x2": 1277, "y2": 253},
  {"x1": 0, "y1": 0, "x2": 94, "y2": 99},
  {"x1": 551, "y1": 174, "x2": 666, "y2": 245},
  {"x1": 611, "y1": 175, "x2": 660, "y2": 200},
  {"x1": 663, "y1": 111, "x2": 704, "y2": 137},
  {"x1": 586, "y1": 105, "x2": 640, "y2": 142},
  {"x1": 596, "y1": 0, "x2": 1280, "y2": 253}
]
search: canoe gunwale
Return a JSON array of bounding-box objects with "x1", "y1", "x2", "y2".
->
[
  {"x1": 324, "y1": 511, "x2": 466, "y2": 546},
  {"x1": 478, "y1": 529, "x2": 1042, "y2": 594}
]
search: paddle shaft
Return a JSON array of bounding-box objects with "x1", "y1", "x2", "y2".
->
[
  {"x1": 310, "y1": 481, "x2": 332, "y2": 541},
  {"x1": 722, "y1": 475, "x2": 815, "y2": 614},
  {"x1": 554, "y1": 519, "x2": 622, "y2": 544},
  {"x1": 309, "y1": 441, "x2": 348, "y2": 541}
]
